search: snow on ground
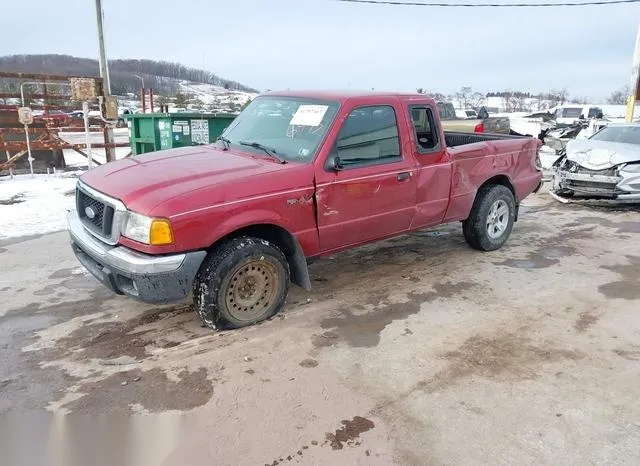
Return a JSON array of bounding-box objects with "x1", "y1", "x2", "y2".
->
[
  {"x1": 0, "y1": 172, "x2": 83, "y2": 240},
  {"x1": 58, "y1": 128, "x2": 130, "y2": 168}
]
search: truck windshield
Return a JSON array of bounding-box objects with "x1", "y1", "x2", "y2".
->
[{"x1": 219, "y1": 96, "x2": 340, "y2": 163}]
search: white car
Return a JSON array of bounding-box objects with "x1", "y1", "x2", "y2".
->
[
  {"x1": 455, "y1": 109, "x2": 478, "y2": 119},
  {"x1": 552, "y1": 123, "x2": 640, "y2": 201}
]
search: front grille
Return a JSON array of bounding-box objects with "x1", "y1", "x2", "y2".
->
[
  {"x1": 565, "y1": 179, "x2": 618, "y2": 193},
  {"x1": 561, "y1": 159, "x2": 618, "y2": 177},
  {"x1": 77, "y1": 188, "x2": 114, "y2": 238}
]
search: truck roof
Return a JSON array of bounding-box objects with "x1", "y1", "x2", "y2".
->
[{"x1": 264, "y1": 89, "x2": 434, "y2": 104}]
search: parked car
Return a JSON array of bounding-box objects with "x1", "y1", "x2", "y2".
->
[
  {"x1": 552, "y1": 123, "x2": 640, "y2": 201},
  {"x1": 437, "y1": 101, "x2": 510, "y2": 134},
  {"x1": 68, "y1": 90, "x2": 542, "y2": 329},
  {"x1": 33, "y1": 109, "x2": 70, "y2": 126},
  {"x1": 67, "y1": 110, "x2": 85, "y2": 120},
  {"x1": 549, "y1": 105, "x2": 604, "y2": 127},
  {"x1": 455, "y1": 109, "x2": 478, "y2": 119}
]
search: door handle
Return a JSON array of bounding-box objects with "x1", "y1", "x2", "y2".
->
[{"x1": 397, "y1": 172, "x2": 411, "y2": 182}]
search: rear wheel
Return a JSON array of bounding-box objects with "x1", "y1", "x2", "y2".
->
[
  {"x1": 193, "y1": 237, "x2": 290, "y2": 329},
  {"x1": 462, "y1": 184, "x2": 516, "y2": 251}
]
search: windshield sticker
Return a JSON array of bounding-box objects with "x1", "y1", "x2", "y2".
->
[{"x1": 289, "y1": 105, "x2": 329, "y2": 127}]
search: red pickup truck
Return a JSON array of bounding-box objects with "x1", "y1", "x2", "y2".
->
[{"x1": 68, "y1": 91, "x2": 542, "y2": 329}]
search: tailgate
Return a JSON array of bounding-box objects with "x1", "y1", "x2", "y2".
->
[{"x1": 483, "y1": 117, "x2": 510, "y2": 134}]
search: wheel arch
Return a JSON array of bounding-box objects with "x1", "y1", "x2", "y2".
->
[
  {"x1": 209, "y1": 223, "x2": 311, "y2": 291},
  {"x1": 476, "y1": 175, "x2": 518, "y2": 221},
  {"x1": 478, "y1": 174, "x2": 515, "y2": 198}
]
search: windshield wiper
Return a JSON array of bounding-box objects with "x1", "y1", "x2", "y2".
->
[
  {"x1": 216, "y1": 136, "x2": 231, "y2": 150},
  {"x1": 239, "y1": 140, "x2": 287, "y2": 164}
]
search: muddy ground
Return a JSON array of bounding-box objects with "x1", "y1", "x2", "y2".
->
[{"x1": 1, "y1": 188, "x2": 639, "y2": 465}]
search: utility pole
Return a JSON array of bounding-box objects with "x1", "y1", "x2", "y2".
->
[
  {"x1": 94, "y1": 0, "x2": 115, "y2": 162},
  {"x1": 626, "y1": 22, "x2": 640, "y2": 122}
]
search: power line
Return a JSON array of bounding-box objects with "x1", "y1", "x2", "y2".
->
[{"x1": 334, "y1": 0, "x2": 640, "y2": 7}]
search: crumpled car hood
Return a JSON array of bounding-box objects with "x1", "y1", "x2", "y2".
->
[{"x1": 566, "y1": 139, "x2": 640, "y2": 170}]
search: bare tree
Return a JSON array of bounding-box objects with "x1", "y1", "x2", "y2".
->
[
  {"x1": 607, "y1": 86, "x2": 629, "y2": 105},
  {"x1": 469, "y1": 92, "x2": 486, "y2": 110},
  {"x1": 174, "y1": 92, "x2": 188, "y2": 109},
  {"x1": 545, "y1": 88, "x2": 568, "y2": 107},
  {"x1": 569, "y1": 96, "x2": 589, "y2": 105},
  {"x1": 425, "y1": 91, "x2": 446, "y2": 101},
  {"x1": 191, "y1": 97, "x2": 205, "y2": 110},
  {"x1": 455, "y1": 86, "x2": 473, "y2": 109}
]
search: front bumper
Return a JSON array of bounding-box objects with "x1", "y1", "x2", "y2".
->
[
  {"x1": 553, "y1": 165, "x2": 640, "y2": 200},
  {"x1": 67, "y1": 209, "x2": 206, "y2": 304}
]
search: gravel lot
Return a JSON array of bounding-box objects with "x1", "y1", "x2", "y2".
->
[{"x1": 1, "y1": 187, "x2": 639, "y2": 466}]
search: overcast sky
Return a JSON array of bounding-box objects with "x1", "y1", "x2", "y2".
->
[{"x1": 1, "y1": 0, "x2": 638, "y2": 100}]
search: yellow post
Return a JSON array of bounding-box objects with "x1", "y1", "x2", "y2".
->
[{"x1": 626, "y1": 23, "x2": 640, "y2": 122}]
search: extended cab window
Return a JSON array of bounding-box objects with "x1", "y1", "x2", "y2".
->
[
  {"x1": 335, "y1": 106, "x2": 401, "y2": 168},
  {"x1": 409, "y1": 106, "x2": 439, "y2": 152}
]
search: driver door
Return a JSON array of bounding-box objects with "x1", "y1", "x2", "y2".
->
[{"x1": 314, "y1": 102, "x2": 417, "y2": 253}]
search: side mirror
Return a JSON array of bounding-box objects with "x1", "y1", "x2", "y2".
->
[{"x1": 333, "y1": 155, "x2": 344, "y2": 171}]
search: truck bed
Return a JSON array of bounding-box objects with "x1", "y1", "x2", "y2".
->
[{"x1": 444, "y1": 131, "x2": 526, "y2": 148}]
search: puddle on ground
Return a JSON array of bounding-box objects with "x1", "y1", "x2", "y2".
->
[
  {"x1": 61, "y1": 367, "x2": 213, "y2": 414},
  {"x1": 299, "y1": 359, "x2": 319, "y2": 368},
  {"x1": 598, "y1": 256, "x2": 640, "y2": 300},
  {"x1": 494, "y1": 229, "x2": 587, "y2": 269},
  {"x1": 0, "y1": 194, "x2": 25, "y2": 205},
  {"x1": 565, "y1": 203, "x2": 640, "y2": 214},
  {"x1": 574, "y1": 216, "x2": 640, "y2": 234},
  {"x1": 34, "y1": 273, "x2": 101, "y2": 296},
  {"x1": 314, "y1": 282, "x2": 476, "y2": 348},
  {"x1": 325, "y1": 416, "x2": 375, "y2": 450},
  {"x1": 44, "y1": 304, "x2": 203, "y2": 362},
  {"x1": 48, "y1": 267, "x2": 81, "y2": 279},
  {"x1": 0, "y1": 300, "x2": 92, "y2": 413},
  {"x1": 417, "y1": 332, "x2": 584, "y2": 393},
  {"x1": 614, "y1": 348, "x2": 640, "y2": 361},
  {"x1": 266, "y1": 416, "x2": 375, "y2": 465}
]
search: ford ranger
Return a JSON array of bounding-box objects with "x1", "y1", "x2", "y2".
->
[{"x1": 67, "y1": 91, "x2": 543, "y2": 330}]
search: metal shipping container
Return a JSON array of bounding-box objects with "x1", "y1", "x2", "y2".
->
[{"x1": 124, "y1": 112, "x2": 236, "y2": 155}]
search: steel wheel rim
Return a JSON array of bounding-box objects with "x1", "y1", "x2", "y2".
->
[
  {"x1": 225, "y1": 260, "x2": 279, "y2": 322},
  {"x1": 486, "y1": 199, "x2": 509, "y2": 239}
]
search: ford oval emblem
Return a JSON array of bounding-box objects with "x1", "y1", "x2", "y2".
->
[{"x1": 85, "y1": 206, "x2": 96, "y2": 219}]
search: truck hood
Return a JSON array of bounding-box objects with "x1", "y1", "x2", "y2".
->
[
  {"x1": 566, "y1": 139, "x2": 640, "y2": 170},
  {"x1": 80, "y1": 145, "x2": 313, "y2": 215}
]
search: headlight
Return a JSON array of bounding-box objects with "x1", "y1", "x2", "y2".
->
[
  {"x1": 621, "y1": 163, "x2": 640, "y2": 173},
  {"x1": 122, "y1": 211, "x2": 174, "y2": 245}
]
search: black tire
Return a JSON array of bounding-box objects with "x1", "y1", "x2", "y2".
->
[
  {"x1": 462, "y1": 184, "x2": 516, "y2": 251},
  {"x1": 193, "y1": 237, "x2": 290, "y2": 330}
]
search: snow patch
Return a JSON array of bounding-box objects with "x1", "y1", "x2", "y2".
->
[{"x1": 0, "y1": 172, "x2": 83, "y2": 239}]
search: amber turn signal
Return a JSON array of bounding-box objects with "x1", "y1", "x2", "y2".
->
[{"x1": 149, "y1": 219, "x2": 174, "y2": 245}]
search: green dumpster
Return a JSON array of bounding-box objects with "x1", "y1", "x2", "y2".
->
[{"x1": 124, "y1": 112, "x2": 237, "y2": 155}]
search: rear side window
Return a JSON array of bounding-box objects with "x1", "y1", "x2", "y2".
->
[
  {"x1": 587, "y1": 107, "x2": 603, "y2": 118},
  {"x1": 409, "y1": 106, "x2": 440, "y2": 152},
  {"x1": 335, "y1": 105, "x2": 401, "y2": 168},
  {"x1": 559, "y1": 107, "x2": 582, "y2": 118}
]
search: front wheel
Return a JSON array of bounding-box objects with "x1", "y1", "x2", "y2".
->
[
  {"x1": 193, "y1": 237, "x2": 290, "y2": 329},
  {"x1": 462, "y1": 184, "x2": 516, "y2": 251}
]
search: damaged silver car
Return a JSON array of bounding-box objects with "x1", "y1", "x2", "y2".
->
[{"x1": 552, "y1": 123, "x2": 640, "y2": 201}]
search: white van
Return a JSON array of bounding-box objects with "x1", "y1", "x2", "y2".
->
[{"x1": 550, "y1": 105, "x2": 603, "y2": 126}]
